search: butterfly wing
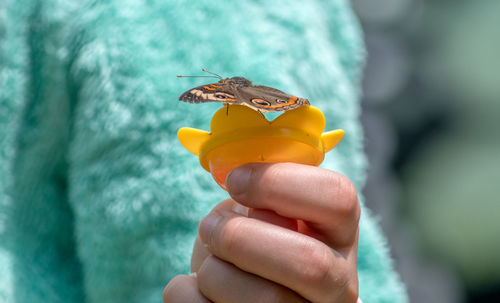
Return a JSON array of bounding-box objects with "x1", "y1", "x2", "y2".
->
[
  {"x1": 237, "y1": 85, "x2": 310, "y2": 112},
  {"x1": 178, "y1": 82, "x2": 238, "y2": 104}
]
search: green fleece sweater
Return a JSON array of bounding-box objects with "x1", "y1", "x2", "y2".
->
[{"x1": 0, "y1": 0, "x2": 407, "y2": 302}]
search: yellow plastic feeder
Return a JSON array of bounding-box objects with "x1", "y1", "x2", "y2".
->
[{"x1": 177, "y1": 104, "x2": 344, "y2": 190}]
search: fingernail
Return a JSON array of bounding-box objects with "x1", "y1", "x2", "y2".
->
[
  {"x1": 189, "y1": 272, "x2": 197, "y2": 278},
  {"x1": 199, "y1": 212, "x2": 221, "y2": 245},
  {"x1": 226, "y1": 166, "x2": 251, "y2": 197},
  {"x1": 232, "y1": 203, "x2": 249, "y2": 217}
]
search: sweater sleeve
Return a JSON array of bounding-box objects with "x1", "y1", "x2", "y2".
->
[
  {"x1": 1, "y1": 1, "x2": 86, "y2": 302},
  {"x1": 1, "y1": 0, "x2": 408, "y2": 302}
]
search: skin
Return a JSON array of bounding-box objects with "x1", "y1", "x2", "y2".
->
[{"x1": 163, "y1": 163, "x2": 361, "y2": 303}]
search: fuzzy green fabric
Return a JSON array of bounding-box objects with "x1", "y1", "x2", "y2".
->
[{"x1": 0, "y1": 0, "x2": 407, "y2": 302}]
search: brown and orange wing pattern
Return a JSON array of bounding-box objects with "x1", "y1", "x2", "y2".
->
[{"x1": 178, "y1": 82, "x2": 238, "y2": 104}]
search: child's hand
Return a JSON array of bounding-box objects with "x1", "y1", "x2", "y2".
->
[{"x1": 164, "y1": 163, "x2": 360, "y2": 303}]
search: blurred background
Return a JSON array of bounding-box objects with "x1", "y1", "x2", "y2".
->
[{"x1": 351, "y1": 0, "x2": 500, "y2": 302}]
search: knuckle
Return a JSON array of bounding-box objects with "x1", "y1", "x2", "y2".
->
[
  {"x1": 327, "y1": 264, "x2": 354, "y2": 302},
  {"x1": 299, "y1": 244, "x2": 335, "y2": 287},
  {"x1": 330, "y1": 174, "x2": 360, "y2": 220},
  {"x1": 297, "y1": 245, "x2": 356, "y2": 303},
  {"x1": 342, "y1": 280, "x2": 360, "y2": 303},
  {"x1": 343, "y1": 178, "x2": 359, "y2": 209}
]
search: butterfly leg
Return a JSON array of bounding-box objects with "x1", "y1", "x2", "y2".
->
[{"x1": 225, "y1": 103, "x2": 229, "y2": 116}]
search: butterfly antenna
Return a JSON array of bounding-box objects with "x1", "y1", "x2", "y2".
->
[
  {"x1": 177, "y1": 68, "x2": 223, "y2": 80},
  {"x1": 176, "y1": 75, "x2": 220, "y2": 79},
  {"x1": 202, "y1": 68, "x2": 223, "y2": 80}
]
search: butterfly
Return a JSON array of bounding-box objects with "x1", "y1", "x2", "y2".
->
[{"x1": 178, "y1": 69, "x2": 310, "y2": 112}]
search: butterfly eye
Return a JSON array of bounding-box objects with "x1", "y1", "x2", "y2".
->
[
  {"x1": 251, "y1": 99, "x2": 271, "y2": 106},
  {"x1": 276, "y1": 99, "x2": 288, "y2": 104}
]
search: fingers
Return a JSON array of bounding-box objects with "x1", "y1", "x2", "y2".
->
[
  {"x1": 191, "y1": 200, "x2": 297, "y2": 273},
  {"x1": 198, "y1": 209, "x2": 358, "y2": 302},
  {"x1": 226, "y1": 163, "x2": 360, "y2": 247},
  {"x1": 163, "y1": 274, "x2": 211, "y2": 303},
  {"x1": 197, "y1": 256, "x2": 307, "y2": 303},
  {"x1": 186, "y1": 161, "x2": 362, "y2": 302}
]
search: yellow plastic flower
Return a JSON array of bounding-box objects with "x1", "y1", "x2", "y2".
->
[{"x1": 177, "y1": 104, "x2": 344, "y2": 189}]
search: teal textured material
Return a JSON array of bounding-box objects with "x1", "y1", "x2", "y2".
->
[{"x1": 0, "y1": 0, "x2": 408, "y2": 302}]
